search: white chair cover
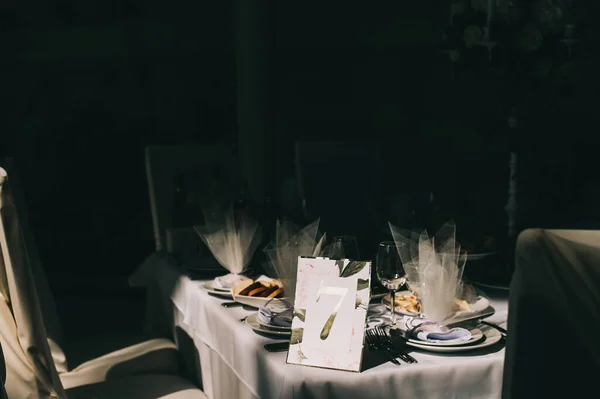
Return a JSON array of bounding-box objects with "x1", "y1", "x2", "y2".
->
[
  {"x1": 144, "y1": 144, "x2": 236, "y2": 252},
  {"x1": 0, "y1": 166, "x2": 208, "y2": 398},
  {"x1": 0, "y1": 167, "x2": 67, "y2": 398},
  {"x1": 503, "y1": 229, "x2": 600, "y2": 398},
  {"x1": 0, "y1": 341, "x2": 8, "y2": 399}
]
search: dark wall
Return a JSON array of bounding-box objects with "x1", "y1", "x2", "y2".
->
[
  {"x1": 1, "y1": 1, "x2": 236, "y2": 280},
  {"x1": 2, "y1": 1, "x2": 600, "y2": 281}
]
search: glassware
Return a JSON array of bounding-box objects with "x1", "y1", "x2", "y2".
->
[
  {"x1": 327, "y1": 235, "x2": 360, "y2": 259},
  {"x1": 376, "y1": 241, "x2": 406, "y2": 326}
]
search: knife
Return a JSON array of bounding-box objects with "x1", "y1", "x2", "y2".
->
[
  {"x1": 221, "y1": 302, "x2": 243, "y2": 308},
  {"x1": 480, "y1": 320, "x2": 508, "y2": 337}
]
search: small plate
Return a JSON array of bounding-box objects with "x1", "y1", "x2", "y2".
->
[
  {"x1": 381, "y1": 291, "x2": 421, "y2": 317},
  {"x1": 405, "y1": 327, "x2": 484, "y2": 347},
  {"x1": 382, "y1": 292, "x2": 492, "y2": 321},
  {"x1": 201, "y1": 282, "x2": 233, "y2": 298},
  {"x1": 245, "y1": 313, "x2": 291, "y2": 337},
  {"x1": 232, "y1": 280, "x2": 286, "y2": 309},
  {"x1": 405, "y1": 324, "x2": 502, "y2": 352}
]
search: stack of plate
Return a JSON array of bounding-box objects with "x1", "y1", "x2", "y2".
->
[
  {"x1": 393, "y1": 323, "x2": 503, "y2": 353},
  {"x1": 244, "y1": 313, "x2": 291, "y2": 338},
  {"x1": 201, "y1": 281, "x2": 233, "y2": 298}
]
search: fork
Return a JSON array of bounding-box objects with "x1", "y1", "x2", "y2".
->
[
  {"x1": 375, "y1": 326, "x2": 418, "y2": 364},
  {"x1": 365, "y1": 329, "x2": 400, "y2": 365}
]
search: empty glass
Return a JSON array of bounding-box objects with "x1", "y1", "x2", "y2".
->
[
  {"x1": 326, "y1": 235, "x2": 360, "y2": 259},
  {"x1": 376, "y1": 241, "x2": 406, "y2": 326}
]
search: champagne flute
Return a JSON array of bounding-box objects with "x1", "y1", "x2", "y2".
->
[{"x1": 376, "y1": 241, "x2": 406, "y2": 326}]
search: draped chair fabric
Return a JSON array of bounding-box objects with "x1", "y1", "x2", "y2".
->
[
  {"x1": 0, "y1": 165, "x2": 209, "y2": 398},
  {"x1": 0, "y1": 166, "x2": 66, "y2": 398},
  {"x1": 144, "y1": 144, "x2": 237, "y2": 253},
  {"x1": 0, "y1": 341, "x2": 8, "y2": 399},
  {"x1": 503, "y1": 229, "x2": 600, "y2": 398}
]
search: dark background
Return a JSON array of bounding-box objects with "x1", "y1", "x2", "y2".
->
[{"x1": 1, "y1": 1, "x2": 600, "y2": 336}]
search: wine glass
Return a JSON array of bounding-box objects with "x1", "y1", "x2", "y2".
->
[
  {"x1": 376, "y1": 241, "x2": 406, "y2": 326},
  {"x1": 327, "y1": 235, "x2": 360, "y2": 259}
]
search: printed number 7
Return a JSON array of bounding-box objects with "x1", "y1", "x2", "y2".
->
[{"x1": 316, "y1": 281, "x2": 348, "y2": 340}]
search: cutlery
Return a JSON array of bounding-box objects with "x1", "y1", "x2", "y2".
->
[
  {"x1": 375, "y1": 326, "x2": 418, "y2": 364},
  {"x1": 365, "y1": 329, "x2": 400, "y2": 365},
  {"x1": 222, "y1": 302, "x2": 243, "y2": 308},
  {"x1": 264, "y1": 342, "x2": 289, "y2": 352},
  {"x1": 480, "y1": 320, "x2": 508, "y2": 337}
]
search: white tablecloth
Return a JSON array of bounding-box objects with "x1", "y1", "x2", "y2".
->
[{"x1": 154, "y1": 266, "x2": 508, "y2": 399}]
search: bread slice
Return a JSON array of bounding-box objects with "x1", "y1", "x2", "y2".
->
[
  {"x1": 267, "y1": 287, "x2": 282, "y2": 298},
  {"x1": 239, "y1": 281, "x2": 262, "y2": 296},
  {"x1": 248, "y1": 285, "x2": 269, "y2": 297},
  {"x1": 259, "y1": 286, "x2": 277, "y2": 298}
]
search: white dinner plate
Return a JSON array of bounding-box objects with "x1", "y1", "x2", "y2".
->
[
  {"x1": 201, "y1": 282, "x2": 233, "y2": 298},
  {"x1": 257, "y1": 317, "x2": 291, "y2": 332},
  {"x1": 245, "y1": 313, "x2": 291, "y2": 337},
  {"x1": 382, "y1": 292, "x2": 491, "y2": 321},
  {"x1": 404, "y1": 327, "x2": 484, "y2": 347},
  {"x1": 405, "y1": 324, "x2": 502, "y2": 352}
]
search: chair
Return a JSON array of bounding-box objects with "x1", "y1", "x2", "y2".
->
[
  {"x1": 144, "y1": 144, "x2": 237, "y2": 252},
  {"x1": 0, "y1": 337, "x2": 6, "y2": 399},
  {"x1": 502, "y1": 229, "x2": 600, "y2": 398},
  {"x1": 0, "y1": 161, "x2": 206, "y2": 397},
  {"x1": 132, "y1": 145, "x2": 237, "y2": 337},
  {"x1": 294, "y1": 141, "x2": 383, "y2": 251}
]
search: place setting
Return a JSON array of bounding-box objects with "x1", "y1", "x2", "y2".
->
[
  {"x1": 193, "y1": 204, "x2": 263, "y2": 300},
  {"x1": 191, "y1": 204, "x2": 507, "y2": 373},
  {"x1": 371, "y1": 221, "x2": 505, "y2": 354},
  {"x1": 241, "y1": 218, "x2": 325, "y2": 340}
]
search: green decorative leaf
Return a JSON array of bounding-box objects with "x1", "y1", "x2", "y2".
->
[
  {"x1": 357, "y1": 278, "x2": 370, "y2": 291},
  {"x1": 355, "y1": 294, "x2": 362, "y2": 308},
  {"x1": 294, "y1": 308, "x2": 306, "y2": 323},
  {"x1": 340, "y1": 261, "x2": 368, "y2": 278},
  {"x1": 320, "y1": 313, "x2": 338, "y2": 340},
  {"x1": 335, "y1": 260, "x2": 345, "y2": 276},
  {"x1": 290, "y1": 328, "x2": 304, "y2": 345}
]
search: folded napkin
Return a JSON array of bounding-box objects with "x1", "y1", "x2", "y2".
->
[
  {"x1": 258, "y1": 299, "x2": 293, "y2": 328},
  {"x1": 213, "y1": 273, "x2": 247, "y2": 289},
  {"x1": 405, "y1": 317, "x2": 471, "y2": 343}
]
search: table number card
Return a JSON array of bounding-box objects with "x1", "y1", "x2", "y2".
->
[{"x1": 287, "y1": 257, "x2": 372, "y2": 372}]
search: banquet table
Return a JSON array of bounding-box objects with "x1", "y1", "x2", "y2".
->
[{"x1": 148, "y1": 263, "x2": 509, "y2": 399}]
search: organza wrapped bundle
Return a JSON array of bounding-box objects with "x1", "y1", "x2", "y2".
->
[
  {"x1": 263, "y1": 219, "x2": 327, "y2": 303},
  {"x1": 389, "y1": 221, "x2": 467, "y2": 324},
  {"x1": 194, "y1": 204, "x2": 262, "y2": 289}
]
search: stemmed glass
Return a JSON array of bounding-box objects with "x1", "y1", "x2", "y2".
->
[
  {"x1": 327, "y1": 235, "x2": 360, "y2": 259},
  {"x1": 376, "y1": 241, "x2": 406, "y2": 326}
]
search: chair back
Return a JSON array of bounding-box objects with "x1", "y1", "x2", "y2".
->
[
  {"x1": 145, "y1": 145, "x2": 237, "y2": 251},
  {"x1": 0, "y1": 165, "x2": 66, "y2": 398},
  {"x1": 294, "y1": 141, "x2": 382, "y2": 237},
  {"x1": 503, "y1": 229, "x2": 600, "y2": 398}
]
